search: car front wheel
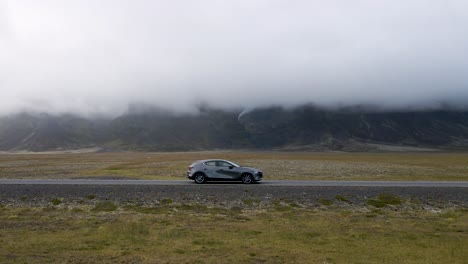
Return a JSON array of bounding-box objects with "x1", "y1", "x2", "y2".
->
[
  {"x1": 241, "y1": 174, "x2": 253, "y2": 184},
  {"x1": 194, "y1": 173, "x2": 206, "y2": 184}
]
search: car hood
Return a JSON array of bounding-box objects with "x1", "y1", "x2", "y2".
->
[{"x1": 240, "y1": 167, "x2": 262, "y2": 172}]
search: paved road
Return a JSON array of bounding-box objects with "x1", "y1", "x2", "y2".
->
[{"x1": 1, "y1": 179, "x2": 468, "y2": 187}]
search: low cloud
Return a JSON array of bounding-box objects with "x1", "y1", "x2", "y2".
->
[{"x1": 1, "y1": 0, "x2": 468, "y2": 116}]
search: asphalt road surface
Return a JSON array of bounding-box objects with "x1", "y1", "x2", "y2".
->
[{"x1": 0, "y1": 179, "x2": 468, "y2": 187}]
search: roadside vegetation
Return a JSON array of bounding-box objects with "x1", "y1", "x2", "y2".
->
[
  {"x1": 0, "y1": 202, "x2": 467, "y2": 263},
  {"x1": 1, "y1": 151, "x2": 468, "y2": 181}
]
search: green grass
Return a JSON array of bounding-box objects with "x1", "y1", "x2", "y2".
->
[
  {"x1": 160, "y1": 198, "x2": 173, "y2": 205},
  {"x1": 368, "y1": 194, "x2": 403, "y2": 208},
  {"x1": 319, "y1": 197, "x2": 334, "y2": 206},
  {"x1": 377, "y1": 193, "x2": 402, "y2": 205},
  {"x1": 2, "y1": 151, "x2": 468, "y2": 181},
  {"x1": 92, "y1": 201, "x2": 118, "y2": 212},
  {"x1": 0, "y1": 205, "x2": 467, "y2": 263},
  {"x1": 335, "y1": 195, "x2": 350, "y2": 202},
  {"x1": 50, "y1": 198, "x2": 63, "y2": 206}
]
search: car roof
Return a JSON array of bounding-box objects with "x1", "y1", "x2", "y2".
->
[{"x1": 198, "y1": 159, "x2": 231, "y2": 163}]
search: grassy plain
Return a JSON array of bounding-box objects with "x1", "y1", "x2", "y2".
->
[
  {"x1": 1, "y1": 152, "x2": 468, "y2": 263},
  {"x1": 1, "y1": 151, "x2": 468, "y2": 181},
  {"x1": 0, "y1": 203, "x2": 467, "y2": 263}
]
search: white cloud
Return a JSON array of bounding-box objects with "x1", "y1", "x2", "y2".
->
[{"x1": 1, "y1": 0, "x2": 468, "y2": 116}]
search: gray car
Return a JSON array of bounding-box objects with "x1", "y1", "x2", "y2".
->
[{"x1": 187, "y1": 159, "x2": 263, "y2": 184}]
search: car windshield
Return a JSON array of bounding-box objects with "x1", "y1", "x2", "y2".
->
[{"x1": 228, "y1": 161, "x2": 240, "y2": 167}]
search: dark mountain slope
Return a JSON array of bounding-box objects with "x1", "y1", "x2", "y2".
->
[
  {"x1": 239, "y1": 106, "x2": 468, "y2": 149},
  {"x1": 0, "y1": 113, "x2": 106, "y2": 151},
  {"x1": 108, "y1": 108, "x2": 250, "y2": 151},
  {"x1": 1, "y1": 106, "x2": 468, "y2": 151}
]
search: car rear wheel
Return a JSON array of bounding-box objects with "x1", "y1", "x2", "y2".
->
[
  {"x1": 241, "y1": 174, "x2": 253, "y2": 184},
  {"x1": 194, "y1": 173, "x2": 206, "y2": 184}
]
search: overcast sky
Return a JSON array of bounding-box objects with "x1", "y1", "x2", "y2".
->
[{"x1": 1, "y1": 0, "x2": 468, "y2": 116}]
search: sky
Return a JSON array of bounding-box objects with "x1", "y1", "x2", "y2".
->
[{"x1": 1, "y1": 0, "x2": 468, "y2": 116}]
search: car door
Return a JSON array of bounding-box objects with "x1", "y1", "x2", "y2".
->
[
  {"x1": 216, "y1": 161, "x2": 241, "y2": 179},
  {"x1": 203, "y1": 161, "x2": 218, "y2": 178}
]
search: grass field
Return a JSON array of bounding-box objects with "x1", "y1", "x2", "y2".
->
[
  {"x1": 1, "y1": 203, "x2": 467, "y2": 263},
  {"x1": 1, "y1": 152, "x2": 468, "y2": 263},
  {"x1": 1, "y1": 151, "x2": 468, "y2": 181}
]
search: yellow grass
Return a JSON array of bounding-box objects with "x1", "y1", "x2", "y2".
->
[
  {"x1": 1, "y1": 151, "x2": 468, "y2": 181},
  {"x1": 0, "y1": 204, "x2": 467, "y2": 263}
]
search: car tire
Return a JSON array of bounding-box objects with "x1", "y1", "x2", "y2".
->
[
  {"x1": 241, "y1": 173, "x2": 253, "y2": 184},
  {"x1": 194, "y1": 173, "x2": 206, "y2": 184}
]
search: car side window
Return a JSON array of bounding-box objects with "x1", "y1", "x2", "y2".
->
[
  {"x1": 205, "y1": 161, "x2": 216, "y2": 166},
  {"x1": 216, "y1": 161, "x2": 231, "y2": 167}
]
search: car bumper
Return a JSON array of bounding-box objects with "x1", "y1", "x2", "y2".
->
[
  {"x1": 187, "y1": 171, "x2": 194, "y2": 180},
  {"x1": 254, "y1": 172, "x2": 263, "y2": 181}
]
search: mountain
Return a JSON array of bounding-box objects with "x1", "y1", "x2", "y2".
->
[
  {"x1": 1, "y1": 105, "x2": 468, "y2": 151},
  {"x1": 239, "y1": 106, "x2": 468, "y2": 150},
  {"x1": 0, "y1": 113, "x2": 107, "y2": 151},
  {"x1": 107, "y1": 107, "x2": 250, "y2": 151}
]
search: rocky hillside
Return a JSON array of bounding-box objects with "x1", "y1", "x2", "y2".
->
[
  {"x1": 1, "y1": 106, "x2": 468, "y2": 151},
  {"x1": 239, "y1": 106, "x2": 468, "y2": 150}
]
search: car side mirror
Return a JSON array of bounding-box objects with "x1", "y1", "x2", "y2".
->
[{"x1": 229, "y1": 166, "x2": 234, "y2": 169}]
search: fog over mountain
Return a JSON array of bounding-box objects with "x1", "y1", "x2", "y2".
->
[{"x1": 1, "y1": 1, "x2": 468, "y2": 117}]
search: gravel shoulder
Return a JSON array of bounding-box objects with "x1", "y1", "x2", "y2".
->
[{"x1": 2, "y1": 184, "x2": 467, "y2": 209}]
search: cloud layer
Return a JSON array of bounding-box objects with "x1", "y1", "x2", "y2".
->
[{"x1": 1, "y1": 0, "x2": 468, "y2": 116}]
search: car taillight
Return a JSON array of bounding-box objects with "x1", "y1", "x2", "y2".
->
[{"x1": 188, "y1": 166, "x2": 193, "y2": 171}]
